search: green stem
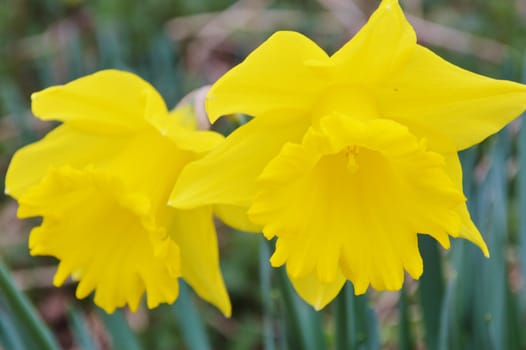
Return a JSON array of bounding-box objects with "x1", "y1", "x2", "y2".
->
[
  {"x1": 0, "y1": 259, "x2": 59, "y2": 350},
  {"x1": 399, "y1": 285, "x2": 413, "y2": 350},
  {"x1": 276, "y1": 266, "x2": 308, "y2": 350},
  {"x1": 335, "y1": 284, "x2": 348, "y2": 350},
  {"x1": 259, "y1": 239, "x2": 276, "y2": 350},
  {"x1": 418, "y1": 235, "x2": 445, "y2": 350},
  {"x1": 173, "y1": 282, "x2": 211, "y2": 350}
]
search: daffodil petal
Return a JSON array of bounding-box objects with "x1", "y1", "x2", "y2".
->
[
  {"x1": 288, "y1": 270, "x2": 346, "y2": 310},
  {"x1": 31, "y1": 70, "x2": 166, "y2": 133},
  {"x1": 170, "y1": 128, "x2": 225, "y2": 154},
  {"x1": 443, "y1": 153, "x2": 489, "y2": 256},
  {"x1": 214, "y1": 204, "x2": 261, "y2": 233},
  {"x1": 6, "y1": 120, "x2": 193, "y2": 203},
  {"x1": 146, "y1": 101, "x2": 224, "y2": 154},
  {"x1": 5, "y1": 125, "x2": 130, "y2": 199},
  {"x1": 169, "y1": 112, "x2": 310, "y2": 209},
  {"x1": 159, "y1": 123, "x2": 224, "y2": 154},
  {"x1": 250, "y1": 116, "x2": 463, "y2": 298},
  {"x1": 378, "y1": 46, "x2": 526, "y2": 151},
  {"x1": 168, "y1": 104, "x2": 198, "y2": 130},
  {"x1": 331, "y1": 0, "x2": 416, "y2": 83},
  {"x1": 168, "y1": 207, "x2": 231, "y2": 317},
  {"x1": 21, "y1": 167, "x2": 181, "y2": 313},
  {"x1": 207, "y1": 31, "x2": 330, "y2": 122},
  {"x1": 7, "y1": 72, "x2": 199, "y2": 200}
]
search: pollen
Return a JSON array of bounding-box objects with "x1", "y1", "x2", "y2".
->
[{"x1": 343, "y1": 145, "x2": 360, "y2": 173}]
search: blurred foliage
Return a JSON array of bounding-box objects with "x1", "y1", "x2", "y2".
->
[{"x1": 1, "y1": 0, "x2": 526, "y2": 349}]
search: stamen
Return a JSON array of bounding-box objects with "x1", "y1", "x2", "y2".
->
[{"x1": 343, "y1": 145, "x2": 360, "y2": 173}]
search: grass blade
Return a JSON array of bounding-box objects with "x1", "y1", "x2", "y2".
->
[
  {"x1": 99, "y1": 310, "x2": 141, "y2": 350},
  {"x1": 68, "y1": 306, "x2": 99, "y2": 350},
  {"x1": 172, "y1": 282, "x2": 211, "y2": 350},
  {"x1": 346, "y1": 285, "x2": 379, "y2": 350},
  {"x1": 276, "y1": 267, "x2": 309, "y2": 350},
  {"x1": 274, "y1": 261, "x2": 325, "y2": 350},
  {"x1": 418, "y1": 235, "x2": 444, "y2": 350},
  {"x1": 0, "y1": 259, "x2": 59, "y2": 350},
  {"x1": 334, "y1": 284, "x2": 348, "y2": 350},
  {"x1": 398, "y1": 286, "x2": 413, "y2": 350},
  {"x1": 0, "y1": 306, "x2": 26, "y2": 350},
  {"x1": 481, "y1": 132, "x2": 509, "y2": 350},
  {"x1": 518, "y1": 114, "x2": 526, "y2": 318},
  {"x1": 259, "y1": 239, "x2": 276, "y2": 350}
]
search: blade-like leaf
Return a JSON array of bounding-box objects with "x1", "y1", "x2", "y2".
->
[
  {"x1": 259, "y1": 239, "x2": 276, "y2": 350},
  {"x1": 399, "y1": 286, "x2": 414, "y2": 350},
  {"x1": 68, "y1": 306, "x2": 99, "y2": 350},
  {"x1": 347, "y1": 285, "x2": 379, "y2": 350},
  {"x1": 172, "y1": 282, "x2": 211, "y2": 350},
  {"x1": 0, "y1": 259, "x2": 59, "y2": 350},
  {"x1": 418, "y1": 235, "x2": 444, "y2": 350},
  {"x1": 0, "y1": 306, "x2": 26, "y2": 350},
  {"x1": 99, "y1": 310, "x2": 141, "y2": 350}
]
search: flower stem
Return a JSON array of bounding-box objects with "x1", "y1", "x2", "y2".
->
[
  {"x1": 259, "y1": 238, "x2": 276, "y2": 350},
  {"x1": 334, "y1": 283, "x2": 348, "y2": 350}
]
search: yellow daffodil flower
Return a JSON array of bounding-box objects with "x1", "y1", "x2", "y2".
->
[
  {"x1": 5, "y1": 70, "x2": 231, "y2": 316},
  {"x1": 170, "y1": 0, "x2": 526, "y2": 309}
]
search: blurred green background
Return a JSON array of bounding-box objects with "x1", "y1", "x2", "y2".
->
[{"x1": 1, "y1": 0, "x2": 526, "y2": 349}]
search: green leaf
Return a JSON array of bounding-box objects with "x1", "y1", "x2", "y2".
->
[
  {"x1": 259, "y1": 239, "x2": 276, "y2": 350},
  {"x1": 398, "y1": 286, "x2": 413, "y2": 350},
  {"x1": 440, "y1": 149, "x2": 485, "y2": 350},
  {"x1": 274, "y1": 260, "x2": 325, "y2": 350},
  {"x1": 172, "y1": 282, "x2": 211, "y2": 350},
  {"x1": 505, "y1": 287, "x2": 521, "y2": 350},
  {"x1": 99, "y1": 310, "x2": 141, "y2": 350},
  {"x1": 346, "y1": 285, "x2": 379, "y2": 350},
  {"x1": 0, "y1": 259, "x2": 59, "y2": 350},
  {"x1": 462, "y1": 131, "x2": 510, "y2": 350},
  {"x1": 334, "y1": 285, "x2": 349, "y2": 350},
  {"x1": 0, "y1": 307, "x2": 26, "y2": 350},
  {"x1": 476, "y1": 132, "x2": 509, "y2": 350},
  {"x1": 518, "y1": 113, "x2": 526, "y2": 322},
  {"x1": 275, "y1": 266, "x2": 308, "y2": 350},
  {"x1": 68, "y1": 306, "x2": 99, "y2": 350},
  {"x1": 418, "y1": 235, "x2": 444, "y2": 350}
]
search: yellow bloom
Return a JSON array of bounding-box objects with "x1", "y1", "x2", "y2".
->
[
  {"x1": 5, "y1": 70, "x2": 231, "y2": 315},
  {"x1": 170, "y1": 0, "x2": 526, "y2": 309}
]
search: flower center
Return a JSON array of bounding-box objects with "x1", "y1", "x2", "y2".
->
[
  {"x1": 343, "y1": 145, "x2": 360, "y2": 173},
  {"x1": 315, "y1": 144, "x2": 384, "y2": 185},
  {"x1": 311, "y1": 86, "x2": 380, "y2": 126}
]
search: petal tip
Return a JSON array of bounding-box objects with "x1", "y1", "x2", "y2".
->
[
  {"x1": 353, "y1": 283, "x2": 368, "y2": 295},
  {"x1": 221, "y1": 303, "x2": 232, "y2": 318},
  {"x1": 30, "y1": 92, "x2": 38, "y2": 101},
  {"x1": 204, "y1": 91, "x2": 222, "y2": 124},
  {"x1": 381, "y1": 0, "x2": 400, "y2": 10},
  {"x1": 481, "y1": 244, "x2": 490, "y2": 258},
  {"x1": 99, "y1": 304, "x2": 116, "y2": 314},
  {"x1": 313, "y1": 302, "x2": 325, "y2": 311}
]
